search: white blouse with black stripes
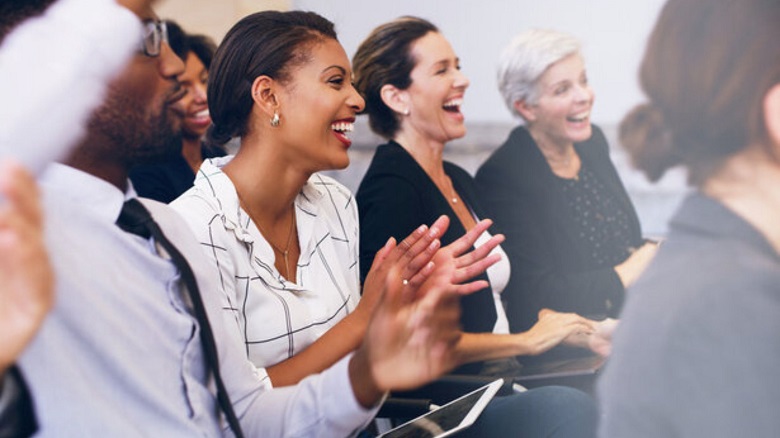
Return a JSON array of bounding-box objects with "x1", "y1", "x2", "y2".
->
[{"x1": 171, "y1": 156, "x2": 361, "y2": 373}]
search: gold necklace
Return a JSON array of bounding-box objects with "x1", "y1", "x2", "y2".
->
[
  {"x1": 441, "y1": 176, "x2": 460, "y2": 204},
  {"x1": 237, "y1": 191, "x2": 296, "y2": 280}
]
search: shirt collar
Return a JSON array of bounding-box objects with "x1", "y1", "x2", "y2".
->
[
  {"x1": 193, "y1": 156, "x2": 244, "y2": 234},
  {"x1": 40, "y1": 163, "x2": 136, "y2": 224},
  {"x1": 672, "y1": 192, "x2": 779, "y2": 260},
  {"x1": 193, "y1": 157, "x2": 332, "y2": 289},
  {"x1": 194, "y1": 156, "x2": 325, "y2": 238}
]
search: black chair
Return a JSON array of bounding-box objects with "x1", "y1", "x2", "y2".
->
[{"x1": 377, "y1": 397, "x2": 434, "y2": 419}]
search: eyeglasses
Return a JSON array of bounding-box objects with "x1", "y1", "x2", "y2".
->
[{"x1": 141, "y1": 20, "x2": 168, "y2": 57}]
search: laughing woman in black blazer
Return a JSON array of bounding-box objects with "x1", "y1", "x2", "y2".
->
[
  {"x1": 353, "y1": 17, "x2": 598, "y2": 378},
  {"x1": 475, "y1": 29, "x2": 658, "y2": 335}
]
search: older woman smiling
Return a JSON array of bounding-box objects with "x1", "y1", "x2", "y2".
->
[{"x1": 476, "y1": 30, "x2": 658, "y2": 343}]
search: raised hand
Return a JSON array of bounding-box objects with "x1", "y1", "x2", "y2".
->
[
  {"x1": 0, "y1": 161, "x2": 54, "y2": 373},
  {"x1": 423, "y1": 218, "x2": 504, "y2": 297},
  {"x1": 357, "y1": 216, "x2": 451, "y2": 322},
  {"x1": 350, "y1": 262, "x2": 463, "y2": 406},
  {"x1": 347, "y1": 218, "x2": 509, "y2": 405},
  {"x1": 359, "y1": 217, "x2": 503, "y2": 319}
]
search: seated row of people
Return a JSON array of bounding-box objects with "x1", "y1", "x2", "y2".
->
[
  {"x1": 352, "y1": 17, "x2": 646, "y2": 372},
  {"x1": 7, "y1": 0, "x2": 776, "y2": 436},
  {"x1": 168, "y1": 10, "x2": 597, "y2": 436},
  {"x1": 138, "y1": 15, "x2": 645, "y2": 376},
  {"x1": 0, "y1": 1, "x2": 495, "y2": 436},
  {"x1": 1, "y1": 2, "x2": 598, "y2": 437},
  {"x1": 127, "y1": 9, "x2": 649, "y2": 437}
]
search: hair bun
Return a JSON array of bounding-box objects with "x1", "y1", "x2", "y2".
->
[
  {"x1": 619, "y1": 103, "x2": 678, "y2": 182},
  {"x1": 205, "y1": 123, "x2": 233, "y2": 149}
]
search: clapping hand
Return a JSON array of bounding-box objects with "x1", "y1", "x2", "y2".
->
[
  {"x1": 422, "y1": 218, "x2": 504, "y2": 298},
  {"x1": 359, "y1": 216, "x2": 500, "y2": 320},
  {"x1": 349, "y1": 216, "x2": 505, "y2": 405},
  {"x1": 357, "y1": 218, "x2": 447, "y2": 322},
  {"x1": 0, "y1": 161, "x2": 53, "y2": 373}
]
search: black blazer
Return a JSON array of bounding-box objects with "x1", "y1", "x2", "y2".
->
[
  {"x1": 475, "y1": 125, "x2": 643, "y2": 333},
  {"x1": 357, "y1": 141, "x2": 498, "y2": 374}
]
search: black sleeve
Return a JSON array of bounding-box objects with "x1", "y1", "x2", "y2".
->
[
  {"x1": 0, "y1": 367, "x2": 37, "y2": 438},
  {"x1": 358, "y1": 175, "x2": 432, "y2": 281}
]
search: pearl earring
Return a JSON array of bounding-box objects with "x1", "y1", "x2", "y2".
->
[{"x1": 270, "y1": 111, "x2": 280, "y2": 127}]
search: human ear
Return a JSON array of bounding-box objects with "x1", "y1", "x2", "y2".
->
[
  {"x1": 380, "y1": 84, "x2": 410, "y2": 116},
  {"x1": 763, "y1": 83, "x2": 780, "y2": 149},
  {"x1": 514, "y1": 99, "x2": 536, "y2": 122},
  {"x1": 250, "y1": 76, "x2": 279, "y2": 118}
]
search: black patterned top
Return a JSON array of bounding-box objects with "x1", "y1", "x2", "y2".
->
[{"x1": 557, "y1": 162, "x2": 636, "y2": 267}]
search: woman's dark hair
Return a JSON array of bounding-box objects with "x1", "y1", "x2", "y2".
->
[
  {"x1": 352, "y1": 16, "x2": 438, "y2": 139},
  {"x1": 620, "y1": 0, "x2": 780, "y2": 185},
  {"x1": 188, "y1": 34, "x2": 217, "y2": 69},
  {"x1": 164, "y1": 20, "x2": 217, "y2": 69},
  {"x1": 165, "y1": 20, "x2": 188, "y2": 60},
  {"x1": 205, "y1": 10, "x2": 337, "y2": 147}
]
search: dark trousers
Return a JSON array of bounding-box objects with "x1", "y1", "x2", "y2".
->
[{"x1": 462, "y1": 386, "x2": 598, "y2": 438}]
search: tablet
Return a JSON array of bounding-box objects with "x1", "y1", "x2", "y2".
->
[{"x1": 378, "y1": 378, "x2": 503, "y2": 438}]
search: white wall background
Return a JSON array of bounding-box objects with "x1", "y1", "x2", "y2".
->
[
  {"x1": 295, "y1": 0, "x2": 687, "y2": 236},
  {"x1": 294, "y1": 0, "x2": 667, "y2": 126}
]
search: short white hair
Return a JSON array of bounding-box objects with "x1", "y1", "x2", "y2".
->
[{"x1": 497, "y1": 29, "x2": 581, "y2": 118}]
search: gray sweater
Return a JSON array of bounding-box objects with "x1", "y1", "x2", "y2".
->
[{"x1": 598, "y1": 193, "x2": 780, "y2": 437}]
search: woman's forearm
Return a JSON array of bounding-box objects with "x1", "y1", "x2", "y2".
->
[
  {"x1": 265, "y1": 311, "x2": 369, "y2": 387},
  {"x1": 453, "y1": 332, "x2": 532, "y2": 365}
]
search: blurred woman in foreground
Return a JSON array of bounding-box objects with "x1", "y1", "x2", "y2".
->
[{"x1": 598, "y1": 0, "x2": 780, "y2": 436}]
